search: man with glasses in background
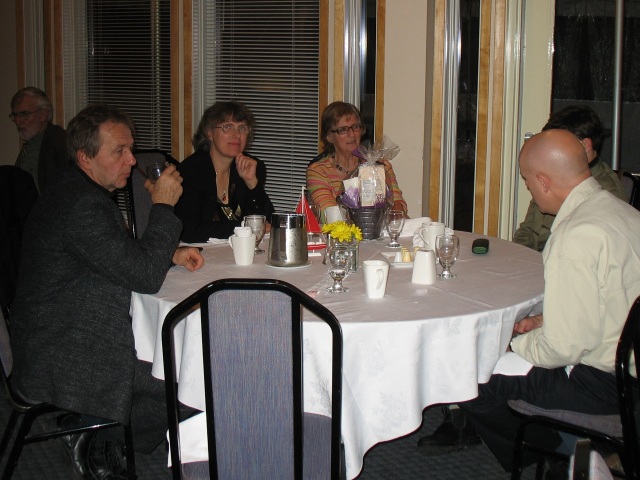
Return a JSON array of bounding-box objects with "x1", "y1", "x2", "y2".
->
[{"x1": 10, "y1": 87, "x2": 73, "y2": 192}]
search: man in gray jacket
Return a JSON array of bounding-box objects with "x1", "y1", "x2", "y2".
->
[
  {"x1": 11, "y1": 87, "x2": 73, "y2": 192},
  {"x1": 10, "y1": 105, "x2": 203, "y2": 479}
]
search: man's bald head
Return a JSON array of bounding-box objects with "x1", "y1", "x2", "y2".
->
[{"x1": 519, "y1": 129, "x2": 592, "y2": 215}]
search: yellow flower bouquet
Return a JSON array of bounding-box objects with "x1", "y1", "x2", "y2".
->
[
  {"x1": 321, "y1": 221, "x2": 362, "y2": 271},
  {"x1": 321, "y1": 221, "x2": 363, "y2": 243}
]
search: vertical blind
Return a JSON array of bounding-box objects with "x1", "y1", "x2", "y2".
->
[
  {"x1": 64, "y1": 0, "x2": 172, "y2": 152},
  {"x1": 197, "y1": 0, "x2": 321, "y2": 212},
  {"x1": 63, "y1": 0, "x2": 320, "y2": 212}
]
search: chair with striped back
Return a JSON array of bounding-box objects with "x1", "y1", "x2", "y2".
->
[{"x1": 162, "y1": 278, "x2": 343, "y2": 480}]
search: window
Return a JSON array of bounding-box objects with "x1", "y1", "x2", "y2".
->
[
  {"x1": 194, "y1": 0, "x2": 320, "y2": 211},
  {"x1": 63, "y1": 0, "x2": 172, "y2": 152}
]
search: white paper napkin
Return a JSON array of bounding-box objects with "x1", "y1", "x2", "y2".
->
[
  {"x1": 207, "y1": 238, "x2": 228, "y2": 245},
  {"x1": 400, "y1": 217, "x2": 431, "y2": 237}
]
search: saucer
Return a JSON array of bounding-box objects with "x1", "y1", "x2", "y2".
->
[{"x1": 265, "y1": 260, "x2": 312, "y2": 270}]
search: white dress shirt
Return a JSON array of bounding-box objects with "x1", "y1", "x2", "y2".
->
[{"x1": 513, "y1": 177, "x2": 640, "y2": 372}]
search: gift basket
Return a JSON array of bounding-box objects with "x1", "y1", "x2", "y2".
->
[{"x1": 339, "y1": 136, "x2": 400, "y2": 240}]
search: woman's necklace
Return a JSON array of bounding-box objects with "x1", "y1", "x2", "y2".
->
[
  {"x1": 333, "y1": 155, "x2": 358, "y2": 176},
  {"x1": 215, "y1": 169, "x2": 229, "y2": 203}
]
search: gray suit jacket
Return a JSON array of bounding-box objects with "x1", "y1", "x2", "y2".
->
[{"x1": 10, "y1": 168, "x2": 182, "y2": 425}]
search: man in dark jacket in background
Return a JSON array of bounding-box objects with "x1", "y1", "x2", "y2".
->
[{"x1": 10, "y1": 86, "x2": 73, "y2": 192}]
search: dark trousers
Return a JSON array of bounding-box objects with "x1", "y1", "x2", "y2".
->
[
  {"x1": 130, "y1": 359, "x2": 170, "y2": 453},
  {"x1": 459, "y1": 364, "x2": 618, "y2": 472},
  {"x1": 131, "y1": 359, "x2": 199, "y2": 453},
  {"x1": 83, "y1": 360, "x2": 198, "y2": 454}
]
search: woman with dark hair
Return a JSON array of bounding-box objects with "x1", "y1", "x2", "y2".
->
[
  {"x1": 175, "y1": 101, "x2": 274, "y2": 242},
  {"x1": 306, "y1": 101, "x2": 407, "y2": 219}
]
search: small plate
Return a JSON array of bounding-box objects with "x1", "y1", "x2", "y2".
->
[
  {"x1": 381, "y1": 251, "x2": 414, "y2": 268},
  {"x1": 265, "y1": 260, "x2": 313, "y2": 270}
]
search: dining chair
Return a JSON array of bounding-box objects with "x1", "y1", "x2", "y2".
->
[
  {"x1": 509, "y1": 295, "x2": 640, "y2": 480},
  {"x1": 621, "y1": 171, "x2": 640, "y2": 211},
  {"x1": 113, "y1": 149, "x2": 179, "y2": 239},
  {"x1": 0, "y1": 308, "x2": 136, "y2": 480},
  {"x1": 0, "y1": 166, "x2": 38, "y2": 320},
  {"x1": 129, "y1": 150, "x2": 179, "y2": 239},
  {"x1": 162, "y1": 278, "x2": 343, "y2": 480}
]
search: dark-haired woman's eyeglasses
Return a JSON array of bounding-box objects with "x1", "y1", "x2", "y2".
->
[{"x1": 214, "y1": 124, "x2": 251, "y2": 135}]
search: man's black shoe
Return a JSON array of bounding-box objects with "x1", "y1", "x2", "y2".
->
[
  {"x1": 417, "y1": 407, "x2": 481, "y2": 456},
  {"x1": 57, "y1": 414, "x2": 95, "y2": 480},
  {"x1": 86, "y1": 435, "x2": 128, "y2": 480}
]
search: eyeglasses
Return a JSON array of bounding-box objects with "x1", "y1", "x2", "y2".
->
[
  {"x1": 8, "y1": 109, "x2": 42, "y2": 121},
  {"x1": 214, "y1": 124, "x2": 251, "y2": 135},
  {"x1": 330, "y1": 123, "x2": 364, "y2": 135}
]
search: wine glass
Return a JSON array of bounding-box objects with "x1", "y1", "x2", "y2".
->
[
  {"x1": 243, "y1": 215, "x2": 266, "y2": 253},
  {"x1": 309, "y1": 203, "x2": 322, "y2": 226},
  {"x1": 326, "y1": 243, "x2": 350, "y2": 293},
  {"x1": 385, "y1": 210, "x2": 405, "y2": 248},
  {"x1": 435, "y1": 234, "x2": 460, "y2": 279}
]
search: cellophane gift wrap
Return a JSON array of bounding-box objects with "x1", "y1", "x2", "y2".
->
[{"x1": 339, "y1": 136, "x2": 400, "y2": 239}]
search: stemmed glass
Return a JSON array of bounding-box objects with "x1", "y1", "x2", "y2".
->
[
  {"x1": 385, "y1": 210, "x2": 405, "y2": 248},
  {"x1": 435, "y1": 234, "x2": 460, "y2": 279},
  {"x1": 244, "y1": 215, "x2": 266, "y2": 253},
  {"x1": 326, "y1": 243, "x2": 350, "y2": 293},
  {"x1": 309, "y1": 203, "x2": 322, "y2": 226}
]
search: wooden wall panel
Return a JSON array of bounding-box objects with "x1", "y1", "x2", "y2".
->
[
  {"x1": 15, "y1": 0, "x2": 25, "y2": 88},
  {"x1": 374, "y1": 0, "x2": 385, "y2": 141},
  {"x1": 428, "y1": 0, "x2": 445, "y2": 221},
  {"x1": 333, "y1": 0, "x2": 345, "y2": 101},
  {"x1": 487, "y1": 0, "x2": 505, "y2": 236}
]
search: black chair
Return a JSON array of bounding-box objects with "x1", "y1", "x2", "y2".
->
[
  {"x1": 0, "y1": 166, "x2": 38, "y2": 319},
  {"x1": 571, "y1": 438, "x2": 615, "y2": 480},
  {"x1": 162, "y1": 278, "x2": 343, "y2": 480},
  {"x1": 0, "y1": 308, "x2": 136, "y2": 479},
  {"x1": 509, "y1": 295, "x2": 640, "y2": 480},
  {"x1": 113, "y1": 149, "x2": 179, "y2": 239},
  {"x1": 621, "y1": 172, "x2": 640, "y2": 211}
]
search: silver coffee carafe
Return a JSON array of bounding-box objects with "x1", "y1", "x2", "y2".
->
[{"x1": 267, "y1": 213, "x2": 308, "y2": 267}]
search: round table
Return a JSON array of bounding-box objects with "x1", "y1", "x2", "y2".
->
[{"x1": 130, "y1": 230, "x2": 544, "y2": 478}]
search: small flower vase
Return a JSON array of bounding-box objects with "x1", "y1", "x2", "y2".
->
[{"x1": 327, "y1": 234, "x2": 359, "y2": 272}]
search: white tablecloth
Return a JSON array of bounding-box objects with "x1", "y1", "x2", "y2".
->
[{"x1": 130, "y1": 231, "x2": 544, "y2": 479}]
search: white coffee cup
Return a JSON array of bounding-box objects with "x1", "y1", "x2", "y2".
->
[
  {"x1": 228, "y1": 233, "x2": 256, "y2": 265},
  {"x1": 234, "y1": 226, "x2": 253, "y2": 237},
  {"x1": 363, "y1": 260, "x2": 390, "y2": 299},
  {"x1": 418, "y1": 222, "x2": 445, "y2": 251},
  {"x1": 325, "y1": 205, "x2": 344, "y2": 224},
  {"x1": 412, "y1": 249, "x2": 437, "y2": 285}
]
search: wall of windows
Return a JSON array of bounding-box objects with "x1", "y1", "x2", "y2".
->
[
  {"x1": 194, "y1": 0, "x2": 320, "y2": 211},
  {"x1": 61, "y1": 0, "x2": 320, "y2": 212},
  {"x1": 63, "y1": 0, "x2": 172, "y2": 152}
]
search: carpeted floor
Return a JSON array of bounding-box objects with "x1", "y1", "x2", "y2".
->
[{"x1": 0, "y1": 400, "x2": 541, "y2": 479}]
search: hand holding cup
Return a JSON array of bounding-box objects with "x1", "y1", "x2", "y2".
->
[{"x1": 147, "y1": 164, "x2": 183, "y2": 206}]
